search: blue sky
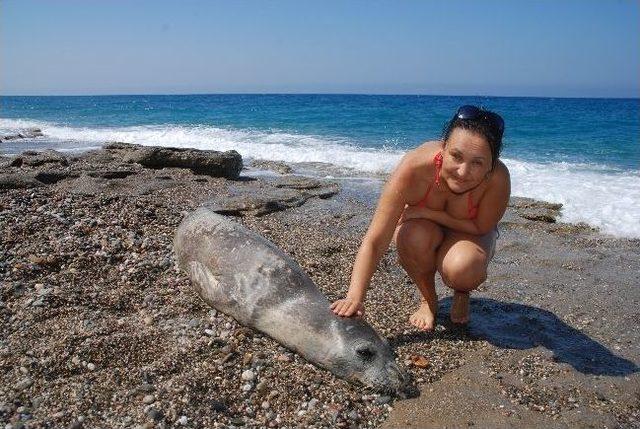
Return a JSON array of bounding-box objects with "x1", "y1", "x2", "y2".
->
[{"x1": 1, "y1": 0, "x2": 638, "y2": 97}]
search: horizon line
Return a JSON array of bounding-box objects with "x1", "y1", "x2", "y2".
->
[{"x1": 1, "y1": 91, "x2": 639, "y2": 100}]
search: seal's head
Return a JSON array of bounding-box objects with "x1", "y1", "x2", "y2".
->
[{"x1": 327, "y1": 317, "x2": 413, "y2": 397}]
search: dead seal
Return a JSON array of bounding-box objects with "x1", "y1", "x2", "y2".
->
[{"x1": 174, "y1": 207, "x2": 409, "y2": 394}]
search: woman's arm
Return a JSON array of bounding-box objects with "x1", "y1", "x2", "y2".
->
[
  {"x1": 401, "y1": 206, "x2": 481, "y2": 234},
  {"x1": 331, "y1": 156, "x2": 415, "y2": 317},
  {"x1": 401, "y1": 163, "x2": 511, "y2": 235}
]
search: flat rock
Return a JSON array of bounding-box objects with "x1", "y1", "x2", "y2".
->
[
  {"x1": 0, "y1": 128, "x2": 44, "y2": 142},
  {"x1": 250, "y1": 159, "x2": 294, "y2": 174},
  {"x1": 205, "y1": 176, "x2": 339, "y2": 216},
  {"x1": 10, "y1": 150, "x2": 69, "y2": 168},
  {"x1": 34, "y1": 170, "x2": 81, "y2": 184},
  {"x1": 103, "y1": 142, "x2": 242, "y2": 179},
  {"x1": 0, "y1": 173, "x2": 43, "y2": 189}
]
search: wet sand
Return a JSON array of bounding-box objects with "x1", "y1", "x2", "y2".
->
[{"x1": 1, "y1": 146, "x2": 639, "y2": 428}]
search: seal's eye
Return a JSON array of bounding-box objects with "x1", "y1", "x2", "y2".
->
[{"x1": 355, "y1": 344, "x2": 376, "y2": 361}]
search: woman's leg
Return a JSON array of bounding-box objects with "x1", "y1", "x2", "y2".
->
[
  {"x1": 395, "y1": 219, "x2": 444, "y2": 331},
  {"x1": 436, "y1": 229, "x2": 496, "y2": 324}
]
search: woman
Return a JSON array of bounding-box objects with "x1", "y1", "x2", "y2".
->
[{"x1": 330, "y1": 105, "x2": 510, "y2": 331}]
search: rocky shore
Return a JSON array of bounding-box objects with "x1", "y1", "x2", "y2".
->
[{"x1": 1, "y1": 144, "x2": 639, "y2": 428}]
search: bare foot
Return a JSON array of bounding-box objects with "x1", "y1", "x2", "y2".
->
[
  {"x1": 409, "y1": 300, "x2": 437, "y2": 331},
  {"x1": 450, "y1": 291, "x2": 470, "y2": 324}
]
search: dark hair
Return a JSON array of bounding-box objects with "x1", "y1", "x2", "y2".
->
[{"x1": 441, "y1": 109, "x2": 504, "y2": 170}]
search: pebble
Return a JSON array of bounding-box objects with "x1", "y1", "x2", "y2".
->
[
  {"x1": 86, "y1": 363, "x2": 96, "y2": 371},
  {"x1": 147, "y1": 407, "x2": 164, "y2": 422},
  {"x1": 241, "y1": 369, "x2": 255, "y2": 381},
  {"x1": 142, "y1": 394, "x2": 155, "y2": 404},
  {"x1": 4, "y1": 162, "x2": 626, "y2": 429},
  {"x1": 375, "y1": 396, "x2": 391, "y2": 405},
  {"x1": 211, "y1": 400, "x2": 227, "y2": 412},
  {"x1": 242, "y1": 383, "x2": 253, "y2": 392},
  {"x1": 255, "y1": 380, "x2": 268, "y2": 397},
  {"x1": 16, "y1": 377, "x2": 33, "y2": 390}
]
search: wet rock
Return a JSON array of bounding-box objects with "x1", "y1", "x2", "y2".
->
[
  {"x1": 510, "y1": 197, "x2": 562, "y2": 223},
  {"x1": 250, "y1": 160, "x2": 293, "y2": 174},
  {"x1": 0, "y1": 128, "x2": 44, "y2": 141}
]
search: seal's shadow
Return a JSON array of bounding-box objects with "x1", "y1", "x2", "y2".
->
[{"x1": 388, "y1": 297, "x2": 638, "y2": 377}]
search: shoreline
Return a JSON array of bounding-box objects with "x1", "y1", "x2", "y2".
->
[{"x1": 1, "y1": 144, "x2": 638, "y2": 428}]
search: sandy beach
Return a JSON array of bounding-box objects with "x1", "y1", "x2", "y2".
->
[{"x1": 1, "y1": 145, "x2": 639, "y2": 428}]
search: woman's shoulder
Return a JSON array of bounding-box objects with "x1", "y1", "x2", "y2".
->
[
  {"x1": 402, "y1": 140, "x2": 443, "y2": 166},
  {"x1": 491, "y1": 160, "x2": 511, "y2": 182},
  {"x1": 485, "y1": 160, "x2": 511, "y2": 196},
  {"x1": 388, "y1": 141, "x2": 442, "y2": 196}
]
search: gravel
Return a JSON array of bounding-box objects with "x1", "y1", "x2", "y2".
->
[{"x1": 1, "y1": 147, "x2": 638, "y2": 428}]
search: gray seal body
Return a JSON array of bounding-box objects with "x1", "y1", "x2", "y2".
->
[{"x1": 174, "y1": 207, "x2": 408, "y2": 394}]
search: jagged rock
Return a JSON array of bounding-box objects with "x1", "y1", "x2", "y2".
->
[
  {"x1": 10, "y1": 150, "x2": 69, "y2": 168},
  {"x1": 103, "y1": 142, "x2": 242, "y2": 179},
  {"x1": 0, "y1": 173, "x2": 43, "y2": 189},
  {"x1": 0, "y1": 128, "x2": 44, "y2": 142},
  {"x1": 250, "y1": 160, "x2": 294, "y2": 174}
]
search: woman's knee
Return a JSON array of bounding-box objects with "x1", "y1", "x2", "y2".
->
[
  {"x1": 439, "y1": 252, "x2": 488, "y2": 291},
  {"x1": 396, "y1": 219, "x2": 443, "y2": 268}
]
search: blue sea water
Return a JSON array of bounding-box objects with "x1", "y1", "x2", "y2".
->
[{"x1": 1, "y1": 94, "x2": 639, "y2": 237}]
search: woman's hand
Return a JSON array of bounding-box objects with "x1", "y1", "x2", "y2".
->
[
  {"x1": 330, "y1": 297, "x2": 365, "y2": 317},
  {"x1": 399, "y1": 206, "x2": 434, "y2": 224}
]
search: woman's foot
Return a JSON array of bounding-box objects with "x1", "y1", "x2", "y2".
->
[
  {"x1": 450, "y1": 291, "x2": 470, "y2": 324},
  {"x1": 409, "y1": 298, "x2": 438, "y2": 331}
]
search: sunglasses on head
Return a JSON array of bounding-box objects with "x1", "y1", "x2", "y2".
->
[{"x1": 455, "y1": 105, "x2": 504, "y2": 136}]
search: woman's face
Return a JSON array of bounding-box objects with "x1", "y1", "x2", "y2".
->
[{"x1": 441, "y1": 128, "x2": 493, "y2": 194}]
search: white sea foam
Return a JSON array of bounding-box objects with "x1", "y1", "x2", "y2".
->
[
  {"x1": 0, "y1": 118, "x2": 403, "y2": 173},
  {"x1": 504, "y1": 158, "x2": 640, "y2": 238},
  {"x1": 2, "y1": 118, "x2": 639, "y2": 239}
]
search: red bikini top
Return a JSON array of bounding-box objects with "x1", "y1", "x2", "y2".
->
[{"x1": 416, "y1": 151, "x2": 479, "y2": 220}]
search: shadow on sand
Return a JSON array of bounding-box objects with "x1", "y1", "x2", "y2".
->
[{"x1": 389, "y1": 297, "x2": 638, "y2": 377}]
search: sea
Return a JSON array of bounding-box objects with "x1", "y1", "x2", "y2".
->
[{"x1": 1, "y1": 94, "x2": 639, "y2": 238}]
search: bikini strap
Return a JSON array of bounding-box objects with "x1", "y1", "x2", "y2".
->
[
  {"x1": 417, "y1": 151, "x2": 444, "y2": 208},
  {"x1": 434, "y1": 151, "x2": 443, "y2": 185}
]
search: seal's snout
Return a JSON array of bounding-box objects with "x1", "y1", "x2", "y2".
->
[{"x1": 384, "y1": 361, "x2": 417, "y2": 398}]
